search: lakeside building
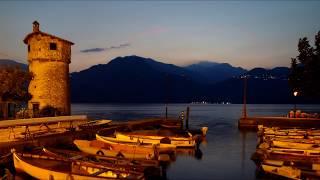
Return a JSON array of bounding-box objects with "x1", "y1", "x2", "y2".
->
[{"x1": 24, "y1": 21, "x2": 74, "y2": 116}]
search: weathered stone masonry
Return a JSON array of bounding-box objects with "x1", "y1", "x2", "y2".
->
[{"x1": 24, "y1": 21, "x2": 74, "y2": 115}]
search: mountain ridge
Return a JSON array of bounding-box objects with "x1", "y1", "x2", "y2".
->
[
  {"x1": 1, "y1": 57, "x2": 303, "y2": 103},
  {"x1": 185, "y1": 61, "x2": 247, "y2": 83},
  {"x1": 69, "y1": 55, "x2": 294, "y2": 103},
  {"x1": 0, "y1": 59, "x2": 28, "y2": 70}
]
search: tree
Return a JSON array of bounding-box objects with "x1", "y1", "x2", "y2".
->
[
  {"x1": 315, "y1": 31, "x2": 320, "y2": 56},
  {"x1": 289, "y1": 31, "x2": 320, "y2": 97},
  {"x1": 0, "y1": 66, "x2": 32, "y2": 119},
  {"x1": 288, "y1": 58, "x2": 302, "y2": 91}
]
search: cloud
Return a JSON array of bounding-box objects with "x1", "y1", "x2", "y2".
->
[
  {"x1": 80, "y1": 43, "x2": 130, "y2": 53},
  {"x1": 80, "y1": 48, "x2": 105, "y2": 53},
  {"x1": 110, "y1": 43, "x2": 130, "y2": 49}
]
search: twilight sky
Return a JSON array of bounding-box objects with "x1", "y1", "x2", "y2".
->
[{"x1": 0, "y1": 1, "x2": 319, "y2": 72}]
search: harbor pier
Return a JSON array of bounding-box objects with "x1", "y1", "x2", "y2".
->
[
  {"x1": 238, "y1": 116, "x2": 320, "y2": 130},
  {"x1": 0, "y1": 116, "x2": 177, "y2": 155}
]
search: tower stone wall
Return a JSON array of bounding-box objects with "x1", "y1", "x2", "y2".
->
[
  {"x1": 27, "y1": 34, "x2": 71, "y2": 63},
  {"x1": 24, "y1": 21, "x2": 73, "y2": 116}
]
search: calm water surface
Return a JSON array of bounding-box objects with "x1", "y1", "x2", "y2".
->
[{"x1": 72, "y1": 104, "x2": 320, "y2": 180}]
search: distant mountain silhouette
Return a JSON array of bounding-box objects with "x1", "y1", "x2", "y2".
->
[
  {"x1": 0, "y1": 59, "x2": 28, "y2": 70},
  {"x1": 185, "y1": 61, "x2": 247, "y2": 83},
  {"x1": 3, "y1": 57, "x2": 314, "y2": 103},
  {"x1": 208, "y1": 78, "x2": 291, "y2": 104},
  {"x1": 70, "y1": 55, "x2": 311, "y2": 103},
  {"x1": 206, "y1": 66, "x2": 294, "y2": 104},
  {"x1": 246, "y1": 67, "x2": 289, "y2": 80},
  {"x1": 71, "y1": 56, "x2": 206, "y2": 103}
]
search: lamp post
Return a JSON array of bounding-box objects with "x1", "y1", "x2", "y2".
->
[
  {"x1": 293, "y1": 91, "x2": 298, "y2": 118},
  {"x1": 242, "y1": 76, "x2": 247, "y2": 119}
]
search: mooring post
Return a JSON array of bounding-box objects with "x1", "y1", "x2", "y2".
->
[
  {"x1": 165, "y1": 105, "x2": 168, "y2": 120},
  {"x1": 180, "y1": 111, "x2": 184, "y2": 130},
  {"x1": 242, "y1": 76, "x2": 247, "y2": 119},
  {"x1": 186, "y1": 106, "x2": 190, "y2": 130}
]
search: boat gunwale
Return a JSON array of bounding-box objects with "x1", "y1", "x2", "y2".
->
[{"x1": 13, "y1": 152, "x2": 128, "y2": 179}]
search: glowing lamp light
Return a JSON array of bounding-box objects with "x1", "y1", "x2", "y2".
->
[{"x1": 293, "y1": 91, "x2": 298, "y2": 97}]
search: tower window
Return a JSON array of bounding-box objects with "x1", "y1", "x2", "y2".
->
[
  {"x1": 28, "y1": 45, "x2": 30, "y2": 52},
  {"x1": 50, "y1": 43, "x2": 57, "y2": 50}
]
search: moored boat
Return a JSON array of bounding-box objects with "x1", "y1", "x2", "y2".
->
[
  {"x1": 79, "y1": 120, "x2": 112, "y2": 130},
  {"x1": 94, "y1": 136, "x2": 160, "y2": 155},
  {"x1": 115, "y1": 131, "x2": 195, "y2": 148},
  {"x1": 272, "y1": 140, "x2": 320, "y2": 150},
  {"x1": 266, "y1": 137, "x2": 320, "y2": 144},
  {"x1": 43, "y1": 147, "x2": 160, "y2": 168},
  {"x1": 12, "y1": 149, "x2": 144, "y2": 179},
  {"x1": 261, "y1": 159, "x2": 320, "y2": 179},
  {"x1": 269, "y1": 148, "x2": 320, "y2": 157},
  {"x1": 260, "y1": 127, "x2": 320, "y2": 138},
  {"x1": 252, "y1": 149, "x2": 320, "y2": 167},
  {"x1": 96, "y1": 134, "x2": 177, "y2": 152},
  {"x1": 261, "y1": 163, "x2": 301, "y2": 180},
  {"x1": 43, "y1": 147, "x2": 164, "y2": 179},
  {"x1": 74, "y1": 139, "x2": 155, "y2": 160},
  {"x1": 264, "y1": 134, "x2": 306, "y2": 139},
  {"x1": 254, "y1": 126, "x2": 320, "y2": 179}
]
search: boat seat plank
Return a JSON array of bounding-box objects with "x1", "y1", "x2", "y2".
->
[{"x1": 90, "y1": 169, "x2": 109, "y2": 176}]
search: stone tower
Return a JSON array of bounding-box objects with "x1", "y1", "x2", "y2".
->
[{"x1": 24, "y1": 21, "x2": 74, "y2": 116}]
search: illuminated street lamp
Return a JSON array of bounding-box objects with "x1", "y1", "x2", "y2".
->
[{"x1": 293, "y1": 91, "x2": 298, "y2": 118}]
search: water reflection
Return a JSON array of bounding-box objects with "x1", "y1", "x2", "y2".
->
[
  {"x1": 241, "y1": 131, "x2": 247, "y2": 178},
  {"x1": 6, "y1": 104, "x2": 320, "y2": 179},
  {"x1": 175, "y1": 147, "x2": 203, "y2": 160},
  {"x1": 71, "y1": 104, "x2": 320, "y2": 179}
]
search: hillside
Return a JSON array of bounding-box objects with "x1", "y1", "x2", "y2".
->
[
  {"x1": 70, "y1": 55, "x2": 297, "y2": 103},
  {"x1": 1, "y1": 57, "x2": 308, "y2": 103},
  {"x1": 0, "y1": 59, "x2": 28, "y2": 70},
  {"x1": 185, "y1": 61, "x2": 247, "y2": 83},
  {"x1": 71, "y1": 56, "x2": 206, "y2": 103}
]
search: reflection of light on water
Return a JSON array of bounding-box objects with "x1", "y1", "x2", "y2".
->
[
  {"x1": 176, "y1": 147, "x2": 203, "y2": 160},
  {"x1": 241, "y1": 131, "x2": 247, "y2": 176},
  {"x1": 201, "y1": 137, "x2": 208, "y2": 146},
  {"x1": 70, "y1": 104, "x2": 320, "y2": 179},
  {"x1": 176, "y1": 148, "x2": 195, "y2": 156}
]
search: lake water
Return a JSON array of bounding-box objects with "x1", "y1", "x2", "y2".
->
[{"x1": 72, "y1": 104, "x2": 320, "y2": 180}]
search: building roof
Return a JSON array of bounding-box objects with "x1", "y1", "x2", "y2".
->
[{"x1": 23, "y1": 31, "x2": 74, "y2": 45}]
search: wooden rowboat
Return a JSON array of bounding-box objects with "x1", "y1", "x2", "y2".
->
[
  {"x1": 266, "y1": 137, "x2": 320, "y2": 144},
  {"x1": 94, "y1": 136, "x2": 160, "y2": 155},
  {"x1": 115, "y1": 132, "x2": 195, "y2": 148},
  {"x1": 13, "y1": 150, "x2": 144, "y2": 179},
  {"x1": 262, "y1": 159, "x2": 320, "y2": 179},
  {"x1": 74, "y1": 140, "x2": 155, "y2": 160},
  {"x1": 79, "y1": 120, "x2": 112, "y2": 130},
  {"x1": 272, "y1": 140, "x2": 320, "y2": 150},
  {"x1": 261, "y1": 127, "x2": 320, "y2": 137},
  {"x1": 43, "y1": 147, "x2": 160, "y2": 168},
  {"x1": 261, "y1": 163, "x2": 301, "y2": 180},
  {"x1": 263, "y1": 159, "x2": 320, "y2": 171},
  {"x1": 42, "y1": 148, "x2": 163, "y2": 179},
  {"x1": 251, "y1": 149, "x2": 320, "y2": 167},
  {"x1": 264, "y1": 134, "x2": 306, "y2": 139},
  {"x1": 96, "y1": 134, "x2": 177, "y2": 151},
  {"x1": 269, "y1": 148, "x2": 320, "y2": 157}
]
